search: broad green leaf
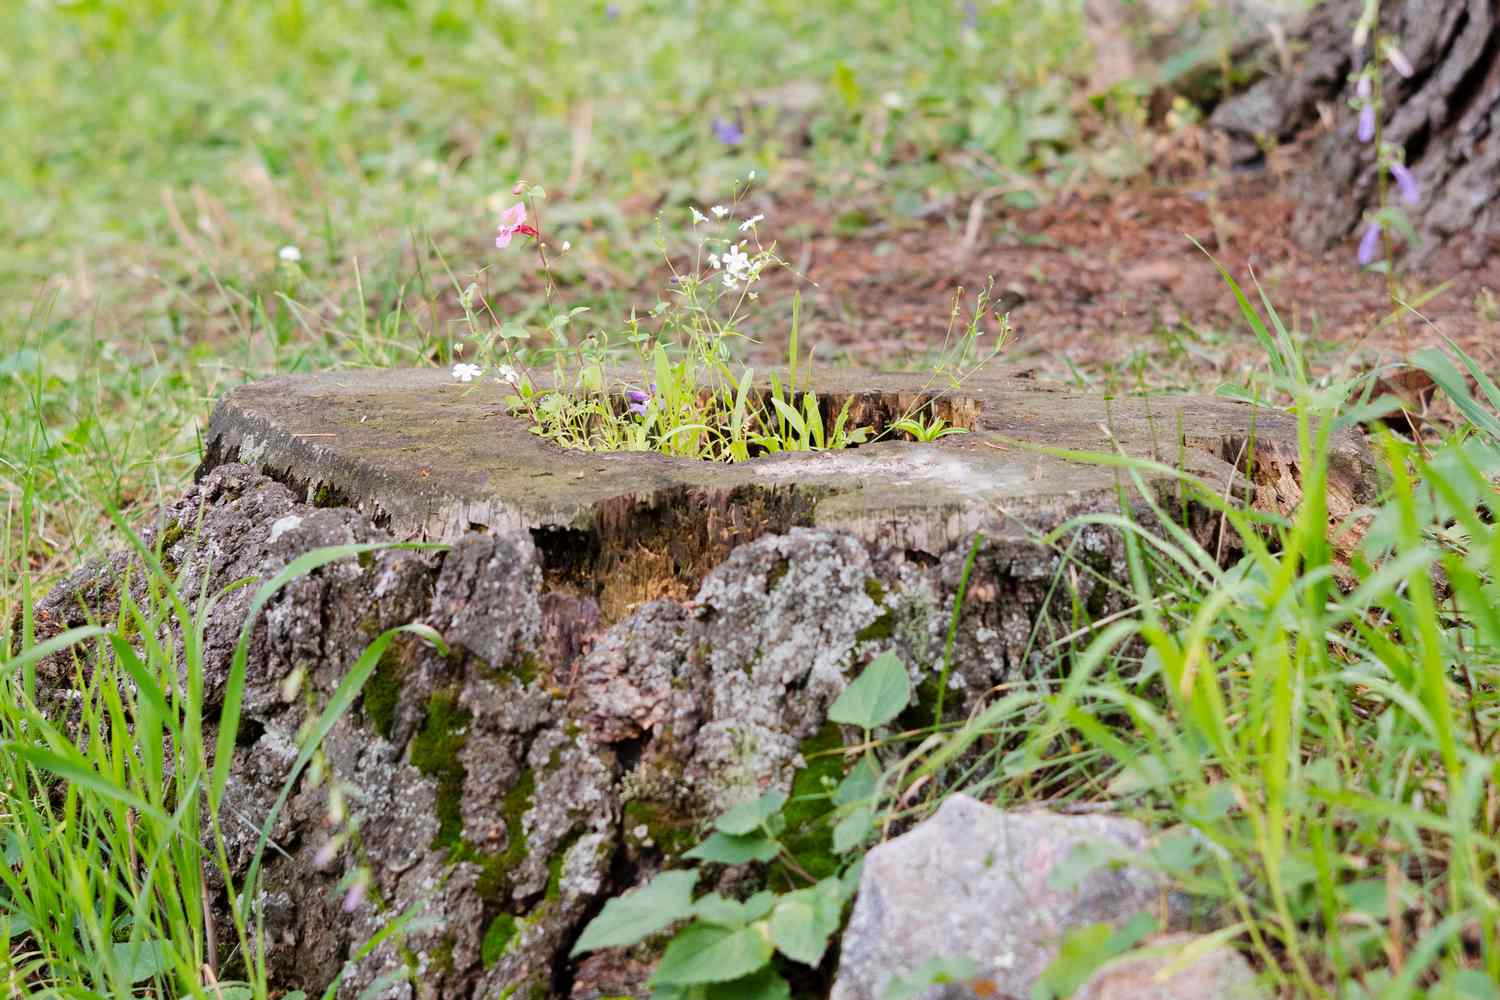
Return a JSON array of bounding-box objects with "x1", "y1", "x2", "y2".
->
[
  {"x1": 832, "y1": 754, "x2": 879, "y2": 807},
  {"x1": 881, "y1": 955, "x2": 982, "y2": 1000},
  {"x1": 111, "y1": 939, "x2": 173, "y2": 984},
  {"x1": 828, "y1": 651, "x2": 911, "y2": 730},
  {"x1": 685, "y1": 831, "x2": 781, "y2": 865},
  {"x1": 571, "y1": 870, "x2": 700, "y2": 956},
  {"x1": 832, "y1": 805, "x2": 875, "y2": 855},
  {"x1": 652, "y1": 921, "x2": 775, "y2": 986},
  {"x1": 693, "y1": 890, "x2": 776, "y2": 927},
  {"x1": 707, "y1": 967, "x2": 791, "y2": 1000},
  {"x1": 768, "y1": 877, "x2": 845, "y2": 966},
  {"x1": 1034, "y1": 913, "x2": 1157, "y2": 999},
  {"x1": 716, "y1": 790, "x2": 788, "y2": 835}
]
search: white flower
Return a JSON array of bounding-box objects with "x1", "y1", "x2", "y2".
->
[
  {"x1": 451, "y1": 363, "x2": 483, "y2": 383},
  {"x1": 561, "y1": 240, "x2": 571, "y2": 252},
  {"x1": 278, "y1": 245, "x2": 302, "y2": 263},
  {"x1": 708, "y1": 253, "x2": 721, "y2": 269},
  {"x1": 748, "y1": 169, "x2": 756, "y2": 180},
  {"x1": 711, "y1": 205, "x2": 729, "y2": 218},
  {"x1": 454, "y1": 342, "x2": 465, "y2": 353},
  {"x1": 495, "y1": 364, "x2": 520, "y2": 386},
  {"x1": 720, "y1": 242, "x2": 754, "y2": 289},
  {"x1": 739, "y1": 214, "x2": 764, "y2": 232},
  {"x1": 691, "y1": 207, "x2": 709, "y2": 225}
]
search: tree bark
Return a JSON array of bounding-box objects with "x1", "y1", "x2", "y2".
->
[{"x1": 1211, "y1": 0, "x2": 1500, "y2": 265}]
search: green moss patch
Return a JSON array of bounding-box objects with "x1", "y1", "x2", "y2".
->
[
  {"x1": 410, "y1": 692, "x2": 472, "y2": 852},
  {"x1": 623, "y1": 798, "x2": 699, "y2": 859},
  {"x1": 363, "y1": 644, "x2": 406, "y2": 740},
  {"x1": 771, "y1": 723, "x2": 848, "y2": 884},
  {"x1": 481, "y1": 913, "x2": 519, "y2": 967}
]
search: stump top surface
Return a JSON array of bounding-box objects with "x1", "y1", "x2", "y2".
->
[{"x1": 202, "y1": 367, "x2": 1368, "y2": 555}]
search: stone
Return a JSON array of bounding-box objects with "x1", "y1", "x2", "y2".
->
[
  {"x1": 831, "y1": 794, "x2": 1168, "y2": 1000},
  {"x1": 29, "y1": 369, "x2": 1374, "y2": 998},
  {"x1": 1075, "y1": 933, "x2": 1265, "y2": 1000}
]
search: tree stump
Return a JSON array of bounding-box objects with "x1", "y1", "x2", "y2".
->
[{"x1": 1211, "y1": 0, "x2": 1500, "y2": 264}]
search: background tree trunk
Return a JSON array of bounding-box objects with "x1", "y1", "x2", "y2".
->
[{"x1": 1211, "y1": 0, "x2": 1500, "y2": 265}]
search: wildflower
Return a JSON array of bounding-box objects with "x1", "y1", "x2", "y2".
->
[
  {"x1": 626, "y1": 388, "x2": 652, "y2": 415},
  {"x1": 720, "y1": 242, "x2": 753, "y2": 289},
  {"x1": 496, "y1": 364, "x2": 520, "y2": 386},
  {"x1": 712, "y1": 117, "x2": 744, "y2": 145},
  {"x1": 711, "y1": 205, "x2": 729, "y2": 218},
  {"x1": 962, "y1": 0, "x2": 978, "y2": 31},
  {"x1": 561, "y1": 240, "x2": 572, "y2": 252},
  {"x1": 708, "y1": 252, "x2": 721, "y2": 268},
  {"x1": 342, "y1": 873, "x2": 368, "y2": 913},
  {"x1": 1390, "y1": 161, "x2": 1421, "y2": 206},
  {"x1": 495, "y1": 203, "x2": 540, "y2": 248},
  {"x1": 1386, "y1": 45, "x2": 1414, "y2": 78},
  {"x1": 691, "y1": 207, "x2": 709, "y2": 225},
  {"x1": 606, "y1": 2, "x2": 620, "y2": 18},
  {"x1": 1358, "y1": 220, "x2": 1382, "y2": 266},
  {"x1": 278, "y1": 245, "x2": 302, "y2": 263},
  {"x1": 452, "y1": 362, "x2": 483, "y2": 382},
  {"x1": 313, "y1": 838, "x2": 340, "y2": 869},
  {"x1": 739, "y1": 214, "x2": 764, "y2": 232},
  {"x1": 748, "y1": 170, "x2": 756, "y2": 180},
  {"x1": 1357, "y1": 105, "x2": 1376, "y2": 143}
]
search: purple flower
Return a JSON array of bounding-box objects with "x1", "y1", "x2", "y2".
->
[
  {"x1": 963, "y1": 0, "x2": 978, "y2": 31},
  {"x1": 1357, "y1": 104, "x2": 1376, "y2": 143},
  {"x1": 1355, "y1": 72, "x2": 1372, "y2": 100},
  {"x1": 1358, "y1": 221, "x2": 1382, "y2": 266},
  {"x1": 1390, "y1": 161, "x2": 1421, "y2": 205},
  {"x1": 626, "y1": 388, "x2": 652, "y2": 415},
  {"x1": 342, "y1": 877, "x2": 367, "y2": 913},
  {"x1": 712, "y1": 117, "x2": 744, "y2": 146},
  {"x1": 605, "y1": 2, "x2": 620, "y2": 19}
]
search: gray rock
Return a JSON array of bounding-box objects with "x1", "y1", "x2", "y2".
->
[
  {"x1": 1075, "y1": 933, "x2": 1265, "y2": 1000},
  {"x1": 832, "y1": 794, "x2": 1166, "y2": 1000}
]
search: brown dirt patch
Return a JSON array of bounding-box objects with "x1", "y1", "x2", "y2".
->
[{"x1": 749, "y1": 171, "x2": 1498, "y2": 386}]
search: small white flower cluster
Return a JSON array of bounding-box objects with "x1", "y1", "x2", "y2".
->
[
  {"x1": 452, "y1": 362, "x2": 522, "y2": 386},
  {"x1": 708, "y1": 241, "x2": 761, "y2": 290}
]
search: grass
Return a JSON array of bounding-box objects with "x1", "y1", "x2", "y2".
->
[
  {"x1": 2, "y1": 0, "x2": 1090, "y2": 579},
  {"x1": 6, "y1": 0, "x2": 1500, "y2": 997}
]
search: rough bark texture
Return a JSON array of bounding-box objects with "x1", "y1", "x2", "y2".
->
[
  {"x1": 1211, "y1": 0, "x2": 1500, "y2": 264},
  {"x1": 32, "y1": 463, "x2": 1160, "y2": 1000}
]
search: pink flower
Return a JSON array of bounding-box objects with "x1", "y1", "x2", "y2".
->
[{"x1": 495, "y1": 203, "x2": 539, "y2": 248}]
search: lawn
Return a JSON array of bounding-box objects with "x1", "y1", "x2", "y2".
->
[{"x1": 5, "y1": 1, "x2": 1500, "y2": 998}]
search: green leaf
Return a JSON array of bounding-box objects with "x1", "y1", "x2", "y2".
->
[
  {"x1": 881, "y1": 955, "x2": 982, "y2": 1000},
  {"x1": 832, "y1": 753, "x2": 880, "y2": 807},
  {"x1": 111, "y1": 939, "x2": 173, "y2": 984},
  {"x1": 652, "y1": 921, "x2": 775, "y2": 986},
  {"x1": 570, "y1": 870, "x2": 700, "y2": 956},
  {"x1": 707, "y1": 967, "x2": 791, "y2": 1000},
  {"x1": 1033, "y1": 912, "x2": 1157, "y2": 999},
  {"x1": 832, "y1": 805, "x2": 875, "y2": 855},
  {"x1": 693, "y1": 891, "x2": 776, "y2": 927},
  {"x1": 828, "y1": 651, "x2": 911, "y2": 730},
  {"x1": 716, "y1": 789, "x2": 788, "y2": 835},
  {"x1": 831, "y1": 61, "x2": 862, "y2": 111},
  {"x1": 684, "y1": 831, "x2": 781, "y2": 865},
  {"x1": 769, "y1": 877, "x2": 845, "y2": 966}
]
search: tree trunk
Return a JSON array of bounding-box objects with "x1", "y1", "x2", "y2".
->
[{"x1": 1210, "y1": 0, "x2": 1500, "y2": 265}]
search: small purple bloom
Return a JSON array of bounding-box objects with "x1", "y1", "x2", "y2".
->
[
  {"x1": 1358, "y1": 221, "x2": 1382, "y2": 266},
  {"x1": 1357, "y1": 104, "x2": 1376, "y2": 143},
  {"x1": 605, "y1": 2, "x2": 620, "y2": 19},
  {"x1": 963, "y1": 0, "x2": 978, "y2": 31},
  {"x1": 1355, "y1": 71, "x2": 1372, "y2": 100},
  {"x1": 1390, "y1": 161, "x2": 1421, "y2": 205},
  {"x1": 626, "y1": 388, "x2": 652, "y2": 415},
  {"x1": 1386, "y1": 46, "x2": 1414, "y2": 79},
  {"x1": 712, "y1": 117, "x2": 744, "y2": 146},
  {"x1": 342, "y1": 877, "x2": 367, "y2": 913}
]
